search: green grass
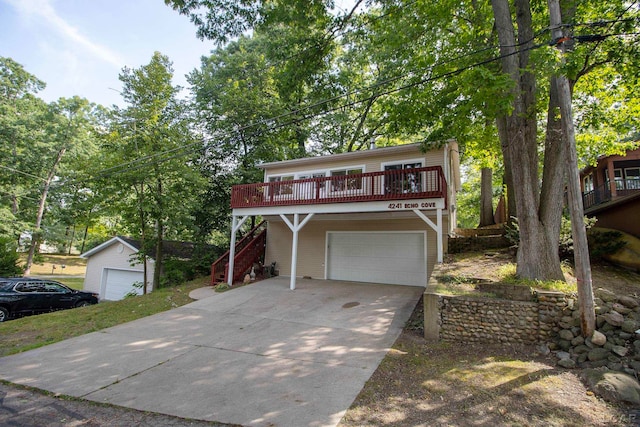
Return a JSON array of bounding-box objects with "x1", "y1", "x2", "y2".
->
[
  {"x1": 0, "y1": 276, "x2": 211, "y2": 357},
  {"x1": 496, "y1": 262, "x2": 577, "y2": 293},
  {"x1": 55, "y1": 277, "x2": 85, "y2": 290},
  {"x1": 19, "y1": 253, "x2": 86, "y2": 276}
]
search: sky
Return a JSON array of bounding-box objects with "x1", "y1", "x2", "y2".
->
[{"x1": 0, "y1": 0, "x2": 215, "y2": 107}]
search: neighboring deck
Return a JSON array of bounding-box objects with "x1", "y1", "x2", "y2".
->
[
  {"x1": 230, "y1": 165, "x2": 447, "y2": 210},
  {"x1": 583, "y1": 181, "x2": 640, "y2": 212}
]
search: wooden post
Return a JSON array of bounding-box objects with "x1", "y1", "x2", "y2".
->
[{"x1": 548, "y1": 0, "x2": 596, "y2": 337}]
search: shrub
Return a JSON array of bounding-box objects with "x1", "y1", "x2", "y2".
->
[
  {"x1": 587, "y1": 229, "x2": 627, "y2": 261},
  {"x1": 504, "y1": 215, "x2": 598, "y2": 260},
  {"x1": 0, "y1": 237, "x2": 24, "y2": 276}
]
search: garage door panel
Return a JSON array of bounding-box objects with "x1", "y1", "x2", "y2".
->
[
  {"x1": 327, "y1": 232, "x2": 426, "y2": 286},
  {"x1": 103, "y1": 269, "x2": 144, "y2": 301}
]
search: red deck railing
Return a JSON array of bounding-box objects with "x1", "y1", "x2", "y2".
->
[{"x1": 231, "y1": 165, "x2": 447, "y2": 209}]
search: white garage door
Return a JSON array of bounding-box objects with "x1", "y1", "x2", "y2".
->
[
  {"x1": 103, "y1": 269, "x2": 144, "y2": 301},
  {"x1": 327, "y1": 232, "x2": 427, "y2": 286}
]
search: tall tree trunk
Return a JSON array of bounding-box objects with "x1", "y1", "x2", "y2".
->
[
  {"x1": 496, "y1": 116, "x2": 516, "y2": 223},
  {"x1": 81, "y1": 224, "x2": 89, "y2": 254},
  {"x1": 491, "y1": 0, "x2": 564, "y2": 280},
  {"x1": 548, "y1": 0, "x2": 595, "y2": 336},
  {"x1": 24, "y1": 147, "x2": 66, "y2": 275},
  {"x1": 153, "y1": 177, "x2": 163, "y2": 291},
  {"x1": 68, "y1": 225, "x2": 76, "y2": 255},
  {"x1": 479, "y1": 167, "x2": 495, "y2": 227}
]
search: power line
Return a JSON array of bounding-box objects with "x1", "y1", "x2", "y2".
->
[
  {"x1": 69, "y1": 23, "x2": 640, "y2": 185},
  {"x1": 0, "y1": 165, "x2": 47, "y2": 182},
  {"x1": 65, "y1": 37, "x2": 551, "y2": 185}
]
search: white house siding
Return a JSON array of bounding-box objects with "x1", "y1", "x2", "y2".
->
[
  {"x1": 83, "y1": 243, "x2": 153, "y2": 297},
  {"x1": 264, "y1": 216, "x2": 446, "y2": 285}
]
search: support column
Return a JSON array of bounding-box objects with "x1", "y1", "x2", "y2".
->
[
  {"x1": 606, "y1": 158, "x2": 617, "y2": 198},
  {"x1": 412, "y1": 208, "x2": 443, "y2": 263},
  {"x1": 280, "y1": 213, "x2": 315, "y2": 290},
  {"x1": 227, "y1": 215, "x2": 250, "y2": 286}
]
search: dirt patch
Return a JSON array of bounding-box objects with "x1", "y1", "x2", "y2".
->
[
  {"x1": 340, "y1": 300, "x2": 633, "y2": 427},
  {"x1": 340, "y1": 251, "x2": 640, "y2": 427}
]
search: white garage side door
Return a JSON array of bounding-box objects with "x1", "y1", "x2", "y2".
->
[
  {"x1": 103, "y1": 269, "x2": 144, "y2": 301},
  {"x1": 327, "y1": 232, "x2": 427, "y2": 286}
]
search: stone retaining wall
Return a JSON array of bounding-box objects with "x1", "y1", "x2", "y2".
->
[{"x1": 424, "y1": 264, "x2": 573, "y2": 344}]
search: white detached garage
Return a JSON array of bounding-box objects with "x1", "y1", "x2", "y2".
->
[{"x1": 80, "y1": 236, "x2": 154, "y2": 301}]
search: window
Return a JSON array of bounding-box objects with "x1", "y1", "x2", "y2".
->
[
  {"x1": 268, "y1": 175, "x2": 294, "y2": 195},
  {"x1": 330, "y1": 168, "x2": 363, "y2": 192},
  {"x1": 15, "y1": 282, "x2": 45, "y2": 293},
  {"x1": 384, "y1": 162, "x2": 423, "y2": 194},
  {"x1": 42, "y1": 282, "x2": 69, "y2": 293},
  {"x1": 298, "y1": 172, "x2": 327, "y2": 190},
  {"x1": 605, "y1": 168, "x2": 624, "y2": 190},
  {"x1": 625, "y1": 168, "x2": 640, "y2": 189},
  {"x1": 583, "y1": 174, "x2": 594, "y2": 192},
  {"x1": 614, "y1": 169, "x2": 624, "y2": 190}
]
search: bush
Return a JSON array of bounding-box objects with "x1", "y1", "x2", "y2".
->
[
  {"x1": 559, "y1": 216, "x2": 597, "y2": 259},
  {"x1": 587, "y1": 229, "x2": 627, "y2": 261},
  {"x1": 505, "y1": 215, "x2": 597, "y2": 260},
  {"x1": 0, "y1": 237, "x2": 24, "y2": 276}
]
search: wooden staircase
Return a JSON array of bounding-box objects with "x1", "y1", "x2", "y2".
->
[{"x1": 211, "y1": 221, "x2": 267, "y2": 285}]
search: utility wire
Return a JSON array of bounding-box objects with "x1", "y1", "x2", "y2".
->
[
  {"x1": 66, "y1": 37, "x2": 551, "y2": 184},
  {"x1": 7, "y1": 14, "x2": 638, "y2": 186},
  {"x1": 66, "y1": 22, "x2": 640, "y2": 185}
]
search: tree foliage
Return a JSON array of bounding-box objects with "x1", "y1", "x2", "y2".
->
[{"x1": 95, "y1": 52, "x2": 205, "y2": 289}]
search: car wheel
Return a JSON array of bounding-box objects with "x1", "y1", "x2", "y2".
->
[
  {"x1": 75, "y1": 300, "x2": 91, "y2": 308},
  {"x1": 0, "y1": 307, "x2": 9, "y2": 322}
]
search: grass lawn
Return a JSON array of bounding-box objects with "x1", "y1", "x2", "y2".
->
[
  {"x1": 55, "y1": 277, "x2": 85, "y2": 290},
  {"x1": 0, "y1": 276, "x2": 210, "y2": 357},
  {"x1": 19, "y1": 254, "x2": 86, "y2": 276}
]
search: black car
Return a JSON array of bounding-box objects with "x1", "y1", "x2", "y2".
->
[{"x1": 0, "y1": 278, "x2": 99, "y2": 322}]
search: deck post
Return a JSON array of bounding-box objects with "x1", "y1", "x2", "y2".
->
[
  {"x1": 227, "y1": 215, "x2": 250, "y2": 286},
  {"x1": 412, "y1": 208, "x2": 443, "y2": 263},
  {"x1": 280, "y1": 213, "x2": 315, "y2": 290}
]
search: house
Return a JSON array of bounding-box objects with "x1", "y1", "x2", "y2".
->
[
  {"x1": 81, "y1": 237, "x2": 201, "y2": 301},
  {"x1": 221, "y1": 142, "x2": 461, "y2": 290},
  {"x1": 580, "y1": 147, "x2": 640, "y2": 238},
  {"x1": 80, "y1": 236, "x2": 154, "y2": 300}
]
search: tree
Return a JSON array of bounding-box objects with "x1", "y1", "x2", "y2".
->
[
  {"x1": 0, "y1": 236, "x2": 23, "y2": 276},
  {"x1": 23, "y1": 97, "x2": 97, "y2": 274},
  {"x1": 170, "y1": 0, "x2": 639, "y2": 286},
  {"x1": 0, "y1": 57, "x2": 46, "y2": 239},
  {"x1": 99, "y1": 52, "x2": 204, "y2": 290}
]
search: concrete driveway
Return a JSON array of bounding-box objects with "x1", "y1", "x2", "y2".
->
[{"x1": 0, "y1": 277, "x2": 422, "y2": 427}]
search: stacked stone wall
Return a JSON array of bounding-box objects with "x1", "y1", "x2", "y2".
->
[
  {"x1": 425, "y1": 279, "x2": 640, "y2": 379},
  {"x1": 438, "y1": 296, "x2": 540, "y2": 344}
]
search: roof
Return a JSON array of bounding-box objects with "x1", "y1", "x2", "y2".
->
[
  {"x1": 258, "y1": 142, "x2": 452, "y2": 169},
  {"x1": 80, "y1": 236, "x2": 203, "y2": 260},
  {"x1": 80, "y1": 236, "x2": 140, "y2": 259}
]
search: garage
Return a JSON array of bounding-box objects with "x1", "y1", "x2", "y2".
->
[
  {"x1": 102, "y1": 269, "x2": 144, "y2": 301},
  {"x1": 326, "y1": 231, "x2": 427, "y2": 286}
]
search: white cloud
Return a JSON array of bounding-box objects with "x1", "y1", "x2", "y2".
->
[{"x1": 4, "y1": 0, "x2": 124, "y2": 68}]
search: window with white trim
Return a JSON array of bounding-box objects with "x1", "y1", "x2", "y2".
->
[
  {"x1": 330, "y1": 168, "x2": 363, "y2": 192},
  {"x1": 625, "y1": 167, "x2": 640, "y2": 189},
  {"x1": 614, "y1": 169, "x2": 624, "y2": 190},
  {"x1": 268, "y1": 175, "x2": 294, "y2": 195},
  {"x1": 583, "y1": 174, "x2": 594, "y2": 192},
  {"x1": 384, "y1": 161, "x2": 423, "y2": 194}
]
